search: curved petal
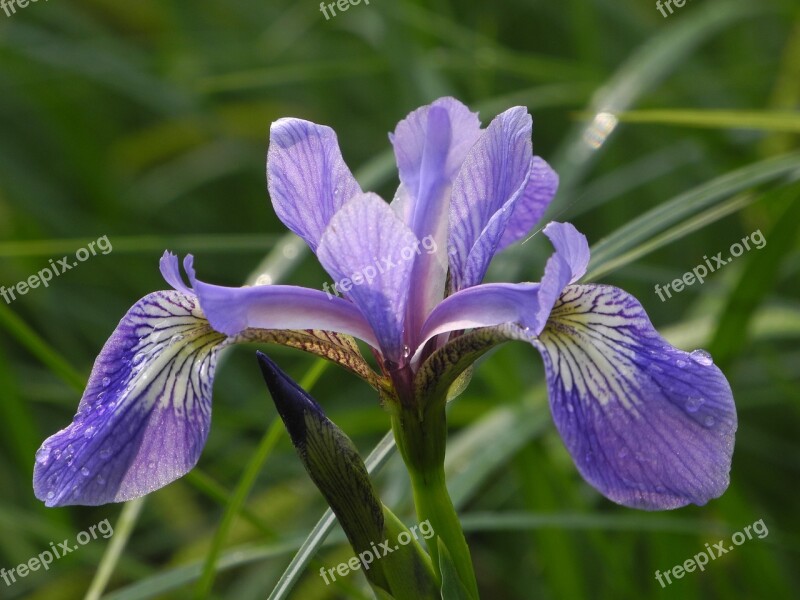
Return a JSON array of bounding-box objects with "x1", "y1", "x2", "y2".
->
[
  {"x1": 419, "y1": 282, "x2": 542, "y2": 344},
  {"x1": 34, "y1": 291, "x2": 226, "y2": 507},
  {"x1": 316, "y1": 193, "x2": 419, "y2": 362},
  {"x1": 267, "y1": 118, "x2": 362, "y2": 253},
  {"x1": 417, "y1": 221, "x2": 590, "y2": 351},
  {"x1": 497, "y1": 157, "x2": 559, "y2": 251},
  {"x1": 390, "y1": 98, "x2": 482, "y2": 333},
  {"x1": 159, "y1": 252, "x2": 378, "y2": 349},
  {"x1": 448, "y1": 107, "x2": 534, "y2": 290},
  {"x1": 534, "y1": 284, "x2": 737, "y2": 509}
]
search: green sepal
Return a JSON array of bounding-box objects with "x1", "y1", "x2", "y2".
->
[
  {"x1": 380, "y1": 507, "x2": 439, "y2": 600},
  {"x1": 437, "y1": 539, "x2": 477, "y2": 600},
  {"x1": 257, "y1": 351, "x2": 391, "y2": 592}
]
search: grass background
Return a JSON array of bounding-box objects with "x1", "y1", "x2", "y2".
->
[{"x1": 0, "y1": 0, "x2": 799, "y2": 598}]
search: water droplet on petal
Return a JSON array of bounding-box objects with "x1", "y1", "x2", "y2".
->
[
  {"x1": 402, "y1": 345, "x2": 411, "y2": 359},
  {"x1": 99, "y1": 449, "x2": 112, "y2": 460},
  {"x1": 36, "y1": 447, "x2": 51, "y2": 465},
  {"x1": 689, "y1": 349, "x2": 714, "y2": 366},
  {"x1": 676, "y1": 359, "x2": 687, "y2": 368},
  {"x1": 703, "y1": 416, "x2": 716, "y2": 427},
  {"x1": 83, "y1": 426, "x2": 96, "y2": 439},
  {"x1": 81, "y1": 467, "x2": 90, "y2": 477},
  {"x1": 46, "y1": 491, "x2": 55, "y2": 500},
  {"x1": 685, "y1": 397, "x2": 705, "y2": 413},
  {"x1": 566, "y1": 403, "x2": 575, "y2": 413},
  {"x1": 102, "y1": 377, "x2": 111, "y2": 388},
  {"x1": 96, "y1": 475, "x2": 106, "y2": 485}
]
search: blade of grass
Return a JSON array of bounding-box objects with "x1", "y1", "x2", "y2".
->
[
  {"x1": 585, "y1": 191, "x2": 756, "y2": 281},
  {"x1": 586, "y1": 151, "x2": 800, "y2": 278},
  {"x1": 84, "y1": 498, "x2": 146, "y2": 600},
  {"x1": 609, "y1": 109, "x2": 800, "y2": 132},
  {"x1": 708, "y1": 181, "x2": 800, "y2": 366},
  {"x1": 0, "y1": 303, "x2": 85, "y2": 392}
]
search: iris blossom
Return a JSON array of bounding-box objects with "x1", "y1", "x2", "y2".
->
[{"x1": 34, "y1": 98, "x2": 736, "y2": 511}]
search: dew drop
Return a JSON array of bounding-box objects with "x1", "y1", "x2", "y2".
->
[
  {"x1": 566, "y1": 403, "x2": 575, "y2": 413},
  {"x1": 99, "y1": 449, "x2": 112, "y2": 460},
  {"x1": 676, "y1": 359, "x2": 687, "y2": 368},
  {"x1": 47, "y1": 491, "x2": 55, "y2": 500},
  {"x1": 96, "y1": 475, "x2": 106, "y2": 485},
  {"x1": 102, "y1": 377, "x2": 111, "y2": 388},
  {"x1": 81, "y1": 467, "x2": 90, "y2": 477},
  {"x1": 689, "y1": 349, "x2": 714, "y2": 366},
  {"x1": 402, "y1": 345, "x2": 411, "y2": 359},
  {"x1": 83, "y1": 426, "x2": 96, "y2": 439},
  {"x1": 36, "y1": 447, "x2": 51, "y2": 465},
  {"x1": 703, "y1": 416, "x2": 716, "y2": 428},
  {"x1": 685, "y1": 397, "x2": 705, "y2": 413}
]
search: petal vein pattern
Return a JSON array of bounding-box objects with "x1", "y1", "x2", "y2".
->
[
  {"x1": 534, "y1": 284, "x2": 736, "y2": 509},
  {"x1": 34, "y1": 291, "x2": 227, "y2": 507}
]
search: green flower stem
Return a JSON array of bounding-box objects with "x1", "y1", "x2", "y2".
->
[{"x1": 390, "y1": 402, "x2": 479, "y2": 599}]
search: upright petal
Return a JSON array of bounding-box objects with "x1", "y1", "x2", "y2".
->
[
  {"x1": 390, "y1": 98, "x2": 483, "y2": 333},
  {"x1": 534, "y1": 284, "x2": 737, "y2": 509},
  {"x1": 267, "y1": 118, "x2": 362, "y2": 252},
  {"x1": 390, "y1": 97, "x2": 482, "y2": 231},
  {"x1": 449, "y1": 107, "x2": 534, "y2": 290},
  {"x1": 316, "y1": 193, "x2": 419, "y2": 362},
  {"x1": 160, "y1": 252, "x2": 379, "y2": 349},
  {"x1": 496, "y1": 157, "x2": 559, "y2": 251},
  {"x1": 34, "y1": 291, "x2": 226, "y2": 506}
]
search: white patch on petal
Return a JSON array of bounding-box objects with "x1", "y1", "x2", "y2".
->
[
  {"x1": 538, "y1": 286, "x2": 645, "y2": 413},
  {"x1": 120, "y1": 294, "x2": 226, "y2": 421}
]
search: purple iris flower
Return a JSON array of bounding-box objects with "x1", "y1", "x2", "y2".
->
[{"x1": 34, "y1": 97, "x2": 736, "y2": 510}]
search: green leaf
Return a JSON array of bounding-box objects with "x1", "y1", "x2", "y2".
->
[{"x1": 437, "y1": 539, "x2": 475, "y2": 600}]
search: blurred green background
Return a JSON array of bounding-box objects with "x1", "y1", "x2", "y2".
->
[{"x1": 1, "y1": 0, "x2": 798, "y2": 598}]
